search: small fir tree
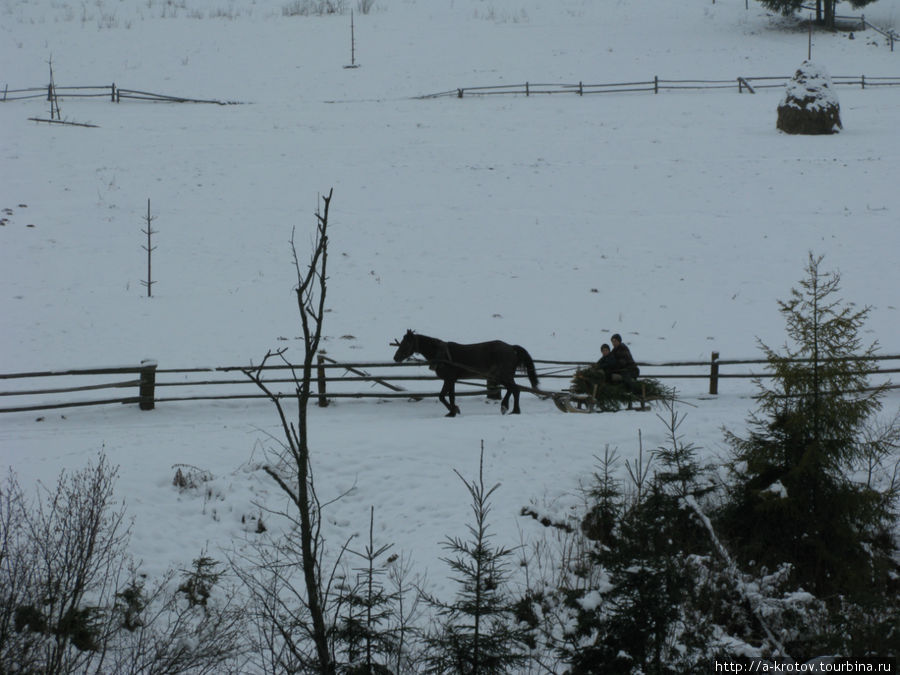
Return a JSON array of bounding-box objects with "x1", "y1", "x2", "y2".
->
[
  {"x1": 719, "y1": 252, "x2": 897, "y2": 601},
  {"x1": 580, "y1": 445, "x2": 624, "y2": 544},
  {"x1": 423, "y1": 445, "x2": 528, "y2": 674},
  {"x1": 334, "y1": 507, "x2": 397, "y2": 674},
  {"x1": 178, "y1": 555, "x2": 225, "y2": 610}
]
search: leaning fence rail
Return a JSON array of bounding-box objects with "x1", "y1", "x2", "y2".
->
[{"x1": 1, "y1": 353, "x2": 897, "y2": 414}]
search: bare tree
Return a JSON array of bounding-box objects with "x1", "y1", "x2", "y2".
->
[
  {"x1": 1, "y1": 457, "x2": 247, "y2": 674},
  {"x1": 0, "y1": 455, "x2": 130, "y2": 674},
  {"x1": 239, "y1": 189, "x2": 337, "y2": 673}
]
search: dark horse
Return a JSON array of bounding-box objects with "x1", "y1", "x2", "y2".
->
[{"x1": 392, "y1": 330, "x2": 539, "y2": 417}]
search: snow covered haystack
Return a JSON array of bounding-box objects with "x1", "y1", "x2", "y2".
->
[{"x1": 777, "y1": 61, "x2": 842, "y2": 134}]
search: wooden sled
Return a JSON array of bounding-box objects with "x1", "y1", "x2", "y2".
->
[{"x1": 552, "y1": 381, "x2": 662, "y2": 414}]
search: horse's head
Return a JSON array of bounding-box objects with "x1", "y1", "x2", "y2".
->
[{"x1": 392, "y1": 330, "x2": 416, "y2": 362}]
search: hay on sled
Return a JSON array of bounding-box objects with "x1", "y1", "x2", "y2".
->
[{"x1": 569, "y1": 363, "x2": 671, "y2": 412}]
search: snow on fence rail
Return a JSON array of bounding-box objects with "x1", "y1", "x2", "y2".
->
[
  {"x1": 417, "y1": 74, "x2": 900, "y2": 99},
  {"x1": 1, "y1": 353, "x2": 897, "y2": 414}
]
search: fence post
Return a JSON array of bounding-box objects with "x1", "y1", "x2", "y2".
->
[
  {"x1": 457, "y1": 88, "x2": 463, "y2": 98},
  {"x1": 578, "y1": 81, "x2": 583, "y2": 96},
  {"x1": 654, "y1": 75, "x2": 658, "y2": 94},
  {"x1": 111, "y1": 82, "x2": 116, "y2": 102},
  {"x1": 139, "y1": 359, "x2": 157, "y2": 410},
  {"x1": 316, "y1": 353, "x2": 329, "y2": 407},
  {"x1": 709, "y1": 351, "x2": 720, "y2": 395},
  {"x1": 861, "y1": 74, "x2": 865, "y2": 89},
  {"x1": 526, "y1": 82, "x2": 530, "y2": 96}
]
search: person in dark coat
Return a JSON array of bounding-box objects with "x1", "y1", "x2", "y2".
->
[
  {"x1": 595, "y1": 343, "x2": 617, "y2": 381},
  {"x1": 609, "y1": 333, "x2": 640, "y2": 390}
]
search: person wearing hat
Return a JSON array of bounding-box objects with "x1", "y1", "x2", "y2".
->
[{"x1": 609, "y1": 333, "x2": 640, "y2": 390}]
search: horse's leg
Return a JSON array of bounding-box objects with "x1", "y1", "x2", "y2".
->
[
  {"x1": 447, "y1": 379, "x2": 461, "y2": 416},
  {"x1": 439, "y1": 379, "x2": 459, "y2": 417},
  {"x1": 438, "y1": 380, "x2": 453, "y2": 416},
  {"x1": 500, "y1": 377, "x2": 519, "y2": 414},
  {"x1": 497, "y1": 368, "x2": 522, "y2": 414},
  {"x1": 511, "y1": 382, "x2": 522, "y2": 414},
  {"x1": 501, "y1": 380, "x2": 522, "y2": 414}
]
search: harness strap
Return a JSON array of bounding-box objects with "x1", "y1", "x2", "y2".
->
[{"x1": 427, "y1": 340, "x2": 454, "y2": 371}]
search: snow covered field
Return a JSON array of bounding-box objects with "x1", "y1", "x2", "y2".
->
[{"x1": 2, "y1": 0, "x2": 899, "y2": 601}]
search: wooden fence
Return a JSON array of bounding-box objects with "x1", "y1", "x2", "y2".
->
[
  {"x1": 0, "y1": 83, "x2": 240, "y2": 105},
  {"x1": 3, "y1": 73, "x2": 899, "y2": 107},
  {"x1": 860, "y1": 17, "x2": 898, "y2": 51},
  {"x1": 1, "y1": 353, "x2": 897, "y2": 414},
  {"x1": 418, "y1": 74, "x2": 900, "y2": 99}
]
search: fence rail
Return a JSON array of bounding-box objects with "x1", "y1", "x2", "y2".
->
[{"x1": 1, "y1": 353, "x2": 897, "y2": 414}]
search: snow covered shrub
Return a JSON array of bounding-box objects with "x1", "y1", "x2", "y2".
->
[
  {"x1": 108, "y1": 562, "x2": 248, "y2": 674},
  {"x1": 172, "y1": 463, "x2": 213, "y2": 490},
  {"x1": 776, "y1": 61, "x2": 842, "y2": 134}
]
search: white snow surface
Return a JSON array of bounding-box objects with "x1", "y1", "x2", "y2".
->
[{"x1": 2, "y1": 0, "x2": 899, "y2": 604}]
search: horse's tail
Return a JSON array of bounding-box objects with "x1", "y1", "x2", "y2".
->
[{"x1": 514, "y1": 345, "x2": 539, "y2": 388}]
